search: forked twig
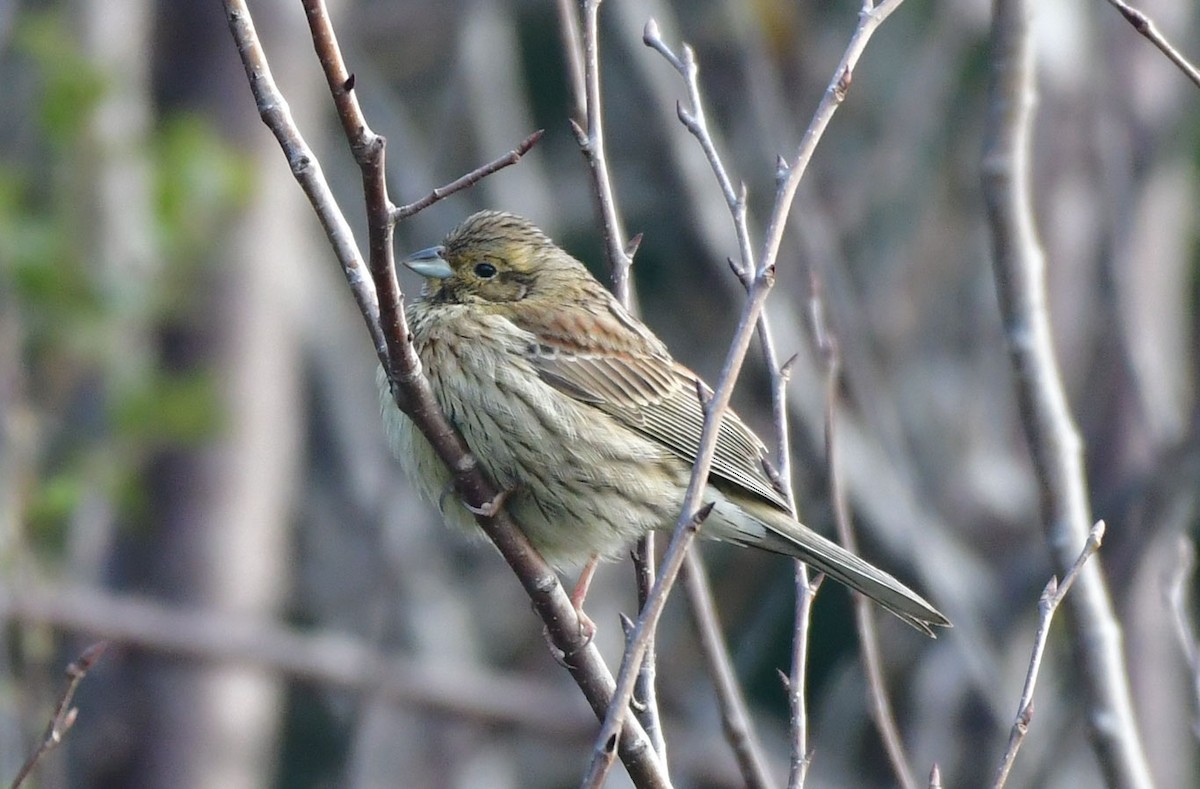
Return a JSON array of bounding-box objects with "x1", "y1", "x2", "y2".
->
[
  {"x1": 992, "y1": 521, "x2": 1106, "y2": 788},
  {"x1": 585, "y1": 3, "x2": 911, "y2": 786}
]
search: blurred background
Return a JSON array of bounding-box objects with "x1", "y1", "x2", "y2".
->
[{"x1": 2, "y1": 0, "x2": 1199, "y2": 786}]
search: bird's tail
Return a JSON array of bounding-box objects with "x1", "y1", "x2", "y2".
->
[{"x1": 713, "y1": 502, "x2": 951, "y2": 636}]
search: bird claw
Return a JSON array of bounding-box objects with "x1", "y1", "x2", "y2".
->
[
  {"x1": 465, "y1": 488, "x2": 512, "y2": 517},
  {"x1": 543, "y1": 607, "x2": 596, "y2": 667}
]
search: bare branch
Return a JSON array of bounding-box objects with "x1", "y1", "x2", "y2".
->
[
  {"x1": 814, "y1": 300, "x2": 917, "y2": 789},
  {"x1": 9, "y1": 642, "x2": 107, "y2": 789},
  {"x1": 1166, "y1": 536, "x2": 1200, "y2": 738},
  {"x1": 682, "y1": 551, "x2": 774, "y2": 789},
  {"x1": 0, "y1": 582, "x2": 596, "y2": 738},
  {"x1": 992, "y1": 522, "x2": 1106, "y2": 788},
  {"x1": 1104, "y1": 0, "x2": 1200, "y2": 88},
  {"x1": 644, "y1": 8, "x2": 912, "y2": 787},
  {"x1": 982, "y1": 0, "x2": 1154, "y2": 784},
  {"x1": 566, "y1": 0, "x2": 633, "y2": 304},
  {"x1": 223, "y1": 3, "x2": 667, "y2": 784},
  {"x1": 392, "y1": 129, "x2": 545, "y2": 221}
]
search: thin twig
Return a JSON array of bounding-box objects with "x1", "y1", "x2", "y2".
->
[
  {"x1": 642, "y1": 19, "x2": 782, "y2": 787},
  {"x1": 567, "y1": 0, "x2": 633, "y2": 305},
  {"x1": 9, "y1": 641, "x2": 107, "y2": 789},
  {"x1": 631, "y1": 536, "x2": 667, "y2": 760},
  {"x1": 982, "y1": 0, "x2": 1154, "y2": 785},
  {"x1": 992, "y1": 521, "x2": 1106, "y2": 788},
  {"x1": 223, "y1": 3, "x2": 667, "y2": 785},
  {"x1": 584, "y1": 0, "x2": 907, "y2": 760},
  {"x1": 1104, "y1": 0, "x2": 1200, "y2": 89},
  {"x1": 643, "y1": 8, "x2": 910, "y2": 787},
  {"x1": 813, "y1": 297, "x2": 916, "y2": 788},
  {"x1": 392, "y1": 129, "x2": 544, "y2": 221},
  {"x1": 558, "y1": 0, "x2": 667, "y2": 768},
  {"x1": 1165, "y1": 536, "x2": 1200, "y2": 738},
  {"x1": 787, "y1": 570, "x2": 822, "y2": 788},
  {"x1": 682, "y1": 551, "x2": 775, "y2": 789}
]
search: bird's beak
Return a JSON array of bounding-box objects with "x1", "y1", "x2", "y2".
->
[{"x1": 402, "y1": 246, "x2": 453, "y2": 279}]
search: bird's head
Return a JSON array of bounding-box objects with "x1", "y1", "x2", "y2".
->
[{"x1": 402, "y1": 211, "x2": 597, "y2": 308}]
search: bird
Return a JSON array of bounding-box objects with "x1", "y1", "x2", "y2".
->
[{"x1": 382, "y1": 210, "x2": 950, "y2": 635}]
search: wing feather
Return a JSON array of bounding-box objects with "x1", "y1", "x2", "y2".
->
[{"x1": 529, "y1": 348, "x2": 790, "y2": 511}]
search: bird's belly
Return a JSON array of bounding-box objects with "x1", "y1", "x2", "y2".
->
[{"x1": 385, "y1": 348, "x2": 687, "y2": 568}]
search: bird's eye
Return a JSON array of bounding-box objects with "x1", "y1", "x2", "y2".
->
[{"x1": 473, "y1": 262, "x2": 498, "y2": 279}]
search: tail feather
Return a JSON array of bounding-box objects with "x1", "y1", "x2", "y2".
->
[{"x1": 712, "y1": 502, "x2": 950, "y2": 635}]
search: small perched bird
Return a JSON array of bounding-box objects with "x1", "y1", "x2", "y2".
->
[{"x1": 383, "y1": 210, "x2": 949, "y2": 635}]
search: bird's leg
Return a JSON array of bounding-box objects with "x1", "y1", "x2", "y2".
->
[{"x1": 569, "y1": 554, "x2": 600, "y2": 642}]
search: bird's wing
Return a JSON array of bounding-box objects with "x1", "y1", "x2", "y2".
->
[{"x1": 527, "y1": 341, "x2": 792, "y2": 512}]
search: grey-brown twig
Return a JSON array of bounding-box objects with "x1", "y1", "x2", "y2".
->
[
  {"x1": 682, "y1": 551, "x2": 774, "y2": 789},
  {"x1": 643, "y1": 7, "x2": 912, "y2": 787},
  {"x1": 558, "y1": 0, "x2": 668, "y2": 769},
  {"x1": 223, "y1": 2, "x2": 666, "y2": 785},
  {"x1": 982, "y1": 0, "x2": 1153, "y2": 785},
  {"x1": 812, "y1": 290, "x2": 916, "y2": 789},
  {"x1": 992, "y1": 521, "x2": 1106, "y2": 788},
  {"x1": 642, "y1": 20, "x2": 782, "y2": 788},
  {"x1": 1104, "y1": 0, "x2": 1200, "y2": 89},
  {"x1": 392, "y1": 130, "x2": 544, "y2": 221},
  {"x1": 9, "y1": 641, "x2": 106, "y2": 789},
  {"x1": 1166, "y1": 536, "x2": 1200, "y2": 738}
]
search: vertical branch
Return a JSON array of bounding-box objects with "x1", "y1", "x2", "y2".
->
[
  {"x1": 981, "y1": 1, "x2": 1153, "y2": 787},
  {"x1": 643, "y1": 21, "x2": 796, "y2": 787},
  {"x1": 569, "y1": 0, "x2": 633, "y2": 303},
  {"x1": 558, "y1": 0, "x2": 668, "y2": 764},
  {"x1": 810, "y1": 288, "x2": 916, "y2": 789}
]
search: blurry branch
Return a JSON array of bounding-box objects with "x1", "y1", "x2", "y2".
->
[
  {"x1": 981, "y1": 1, "x2": 1153, "y2": 787},
  {"x1": 222, "y1": 2, "x2": 667, "y2": 785},
  {"x1": 9, "y1": 641, "x2": 107, "y2": 789},
  {"x1": 558, "y1": 0, "x2": 666, "y2": 765},
  {"x1": 1166, "y1": 537, "x2": 1200, "y2": 738},
  {"x1": 1103, "y1": 0, "x2": 1200, "y2": 88},
  {"x1": 681, "y1": 551, "x2": 773, "y2": 789},
  {"x1": 992, "y1": 522, "x2": 1105, "y2": 788},
  {"x1": 810, "y1": 288, "x2": 916, "y2": 789},
  {"x1": 585, "y1": 2, "x2": 911, "y2": 786},
  {"x1": 0, "y1": 583, "x2": 592, "y2": 738}
]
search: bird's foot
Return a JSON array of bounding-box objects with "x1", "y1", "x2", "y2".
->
[{"x1": 465, "y1": 488, "x2": 512, "y2": 517}]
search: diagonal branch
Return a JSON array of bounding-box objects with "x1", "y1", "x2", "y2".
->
[
  {"x1": 222, "y1": 2, "x2": 667, "y2": 785},
  {"x1": 9, "y1": 641, "x2": 107, "y2": 789},
  {"x1": 584, "y1": 4, "x2": 912, "y2": 786},
  {"x1": 1103, "y1": 0, "x2": 1200, "y2": 89},
  {"x1": 992, "y1": 522, "x2": 1106, "y2": 788}
]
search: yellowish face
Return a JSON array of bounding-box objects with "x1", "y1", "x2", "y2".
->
[{"x1": 404, "y1": 211, "x2": 583, "y2": 308}]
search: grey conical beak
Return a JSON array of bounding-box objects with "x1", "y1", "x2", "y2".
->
[{"x1": 402, "y1": 245, "x2": 453, "y2": 279}]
